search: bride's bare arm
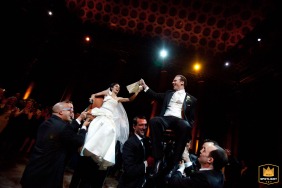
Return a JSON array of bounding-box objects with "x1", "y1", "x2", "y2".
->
[
  {"x1": 90, "y1": 89, "x2": 110, "y2": 102},
  {"x1": 118, "y1": 87, "x2": 142, "y2": 103}
]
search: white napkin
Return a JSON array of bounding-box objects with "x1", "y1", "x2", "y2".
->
[{"x1": 126, "y1": 81, "x2": 141, "y2": 93}]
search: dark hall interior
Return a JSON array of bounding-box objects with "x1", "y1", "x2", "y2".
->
[{"x1": 1, "y1": 0, "x2": 282, "y2": 185}]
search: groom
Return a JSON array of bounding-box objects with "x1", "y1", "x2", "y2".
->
[{"x1": 139, "y1": 75, "x2": 197, "y2": 178}]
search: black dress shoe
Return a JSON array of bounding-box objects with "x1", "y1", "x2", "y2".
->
[{"x1": 149, "y1": 160, "x2": 162, "y2": 178}]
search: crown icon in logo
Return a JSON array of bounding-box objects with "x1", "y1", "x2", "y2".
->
[{"x1": 263, "y1": 166, "x2": 274, "y2": 177}]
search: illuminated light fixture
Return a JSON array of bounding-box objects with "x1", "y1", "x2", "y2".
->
[
  {"x1": 23, "y1": 82, "x2": 35, "y2": 100},
  {"x1": 85, "y1": 36, "x2": 91, "y2": 42},
  {"x1": 159, "y1": 49, "x2": 168, "y2": 70},
  {"x1": 193, "y1": 63, "x2": 201, "y2": 72},
  {"x1": 160, "y1": 49, "x2": 168, "y2": 58},
  {"x1": 224, "y1": 61, "x2": 230, "y2": 67}
]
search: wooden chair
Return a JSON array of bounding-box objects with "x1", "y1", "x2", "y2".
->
[{"x1": 85, "y1": 97, "x2": 104, "y2": 113}]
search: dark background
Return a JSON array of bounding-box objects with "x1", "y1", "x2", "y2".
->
[{"x1": 1, "y1": 0, "x2": 281, "y2": 167}]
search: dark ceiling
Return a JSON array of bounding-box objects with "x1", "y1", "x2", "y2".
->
[
  {"x1": 64, "y1": 0, "x2": 280, "y2": 76},
  {"x1": 2, "y1": 0, "x2": 281, "y2": 107},
  {"x1": 67, "y1": 0, "x2": 274, "y2": 55}
]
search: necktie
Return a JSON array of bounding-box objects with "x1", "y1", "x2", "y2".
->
[
  {"x1": 141, "y1": 138, "x2": 147, "y2": 187},
  {"x1": 141, "y1": 138, "x2": 146, "y2": 158}
]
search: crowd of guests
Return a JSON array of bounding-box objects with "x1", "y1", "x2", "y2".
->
[
  {"x1": 0, "y1": 89, "x2": 52, "y2": 161},
  {"x1": 0, "y1": 75, "x2": 259, "y2": 188}
]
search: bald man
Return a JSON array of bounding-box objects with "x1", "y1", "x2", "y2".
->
[
  {"x1": 21, "y1": 101, "x2": 91, "y2": 188},
  {"x1": 168, "y1": 140, "x2": 228, "y2": 188}
]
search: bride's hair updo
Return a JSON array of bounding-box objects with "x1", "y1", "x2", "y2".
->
[{"x1": 109, "y1": 83, "x2": 119, "y2": 91}]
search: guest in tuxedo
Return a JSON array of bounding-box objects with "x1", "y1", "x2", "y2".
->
[
  {"x1": 20, "y1": 101, "x2": 90, "y2": 188},
  {"x1": 167, "y1": 140, "x2": 228, "y2": 188},
  {"x1": 139, "y1": 75, "x2": 197, "y2": 177},
  {"x1": 118, "y1": 115, "x2": 154, "y2": 188}
]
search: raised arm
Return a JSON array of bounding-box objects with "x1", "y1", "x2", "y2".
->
[
  {"x1": 139, "y1": 78, "x2": 148, "y2": 90},
  {"x1": 89, "y1": 89, "x2": 110, "y2": 102},
  {"x1": 118, "y1": 86, "x2": 142, "y2": 103}
]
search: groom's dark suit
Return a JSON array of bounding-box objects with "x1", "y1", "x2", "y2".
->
[{"x1": 145, "y1": 89, "x2": 197, "y2": 165}]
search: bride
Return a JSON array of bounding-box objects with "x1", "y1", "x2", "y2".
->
[{"x1": 81, "y1": 82, "x2": 141, "y2": 169}]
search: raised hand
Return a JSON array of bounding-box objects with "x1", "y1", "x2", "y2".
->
[
  {"x1": 82, "y1": 117, "x2": 91, "y2": 128},
  {"x1": 139, "y1": 78, "x2": 144, "y2": 86},
  {"x1": 139, "y1": 78, "x2": 147, "y2": 89},
  {"x1": 137, "y1": 85, "x2": 143, "y2": 92},
  {"x1": 89, "y1": 94, "x2": 95, "y2": 104}
]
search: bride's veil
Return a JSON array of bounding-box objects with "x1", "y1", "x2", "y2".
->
[{"x1": 113, "y1": 102, "x2": 129, "y2": 152}]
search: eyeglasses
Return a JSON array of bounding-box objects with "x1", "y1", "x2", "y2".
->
[{"x1": 62, "y1": 108, "x2": 74, "y2": 112}]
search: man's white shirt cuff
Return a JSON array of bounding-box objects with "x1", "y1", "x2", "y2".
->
[{"x1": 185, "y1": 161, "x2": 192, "y2": 168}]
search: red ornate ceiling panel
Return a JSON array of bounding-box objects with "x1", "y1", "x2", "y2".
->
[{"x1": 66, "y1": 0, "x2": 275, "y2": 55}]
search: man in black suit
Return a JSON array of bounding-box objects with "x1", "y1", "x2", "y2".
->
[
  {"x1": 168, "y1": 140, "x2": 228, "y2": 188},
  {"x1": 20, "y1": 101, "x2": 90, "y2": 188},
  {"x1": 118, "y1": 115, "x2": 154, "y2": 188},
  {"x1": 139, "y1": 75, "x2": 197, "y2": 177}
]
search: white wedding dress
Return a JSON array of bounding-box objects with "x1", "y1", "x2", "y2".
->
[{"x1": 80, "y1": 94, "x2": 129, "y2": 169}]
